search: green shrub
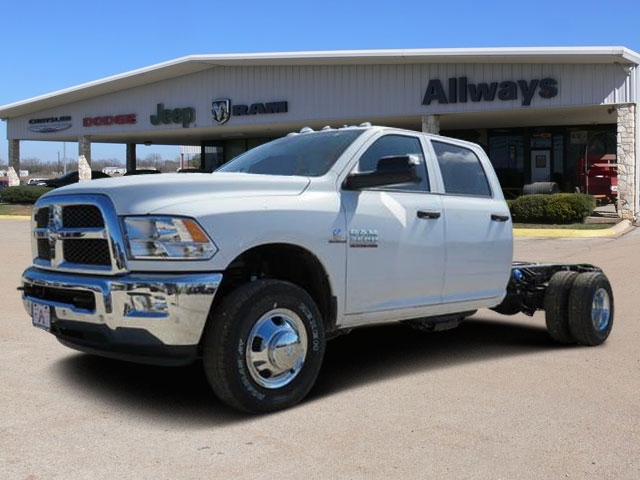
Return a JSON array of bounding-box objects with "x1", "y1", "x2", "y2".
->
[
  {"x1": 509, "y1": 193, "x2": 596, "y2": 224},
  {"x1": 511, "y1": 194, "x2": 547, "y2": 223},
  {"x1": 0, "y1": 186, "x2": 52, "y2": 204},
  {"x1": 545, "y1": 193, "x2": 596, "y2": 223}
]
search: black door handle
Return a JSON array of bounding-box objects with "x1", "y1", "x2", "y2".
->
[
  {"x1": 417, "y1": 210, "x2": 441, "y2": 220},
  {"x1": 491, "y1": 214, "x2": 510, "y2": 222}
]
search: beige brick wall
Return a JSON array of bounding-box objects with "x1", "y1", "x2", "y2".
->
[{"x1": 617, "y1": 104, "x2": 636, "y2": 220}]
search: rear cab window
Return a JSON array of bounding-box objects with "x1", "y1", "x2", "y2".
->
[{"x1": 431, "y1": 140, "x2": 492, "y2": 197}]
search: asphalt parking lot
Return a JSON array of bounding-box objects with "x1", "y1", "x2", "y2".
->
[{"x1": 1, "y1": 217, "x2": 639, "y2": 479}]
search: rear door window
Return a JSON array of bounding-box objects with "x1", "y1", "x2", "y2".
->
[{"x1": 432, "y1": 140, "x2": 491, "y2": 197}]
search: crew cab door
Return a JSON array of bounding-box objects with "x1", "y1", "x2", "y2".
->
[
  {"x1": 428, "y1": 139, "x2": 513, "y2": 303},
  {"x1": 341, "y1": 133, "x2": 446, "y2": 318}
]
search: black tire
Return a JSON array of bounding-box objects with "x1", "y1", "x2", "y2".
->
[
  {"x1": 544, "y1": 271, "x2": 579, "y2": 344},
  {"x1": 202, "y1": 279, "x2": 326, "y2": 413},
  {"x1": 568, "y1": 272, "x2": 614, "y2": 346}
]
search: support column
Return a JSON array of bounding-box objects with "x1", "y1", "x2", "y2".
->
[
  {"x1": 126, "y1": 143, "x2": 137, "y2": 172},
  {"x1": 7, "y1": 140, "x2": 20, "y2": 186},
  {"x1": 8, "y1": 140, "x2": 20, "y2": 173},
  {"x1": 616, "y1": 104, "x2": 636, "y2": 220},
  {"x1": 421, "y1": 115, "x2": 440, "y2": 134},
  {"x1": 78, "y1": 135, "x2": 91, "y2": 165}
]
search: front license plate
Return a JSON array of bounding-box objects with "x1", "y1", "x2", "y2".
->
[{"x1": 32, "y1": 302, "x2": 51, "y2": 331}]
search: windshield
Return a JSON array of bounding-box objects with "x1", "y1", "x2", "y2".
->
[{"x1": 217, "y1": 129, "x2": 364, "y2": 176}]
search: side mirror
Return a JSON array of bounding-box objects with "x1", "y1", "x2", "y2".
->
[{"x1": 344, "y1": 154, "x2": 421, "y2": 190}]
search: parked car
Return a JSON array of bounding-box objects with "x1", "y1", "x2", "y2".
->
[
  {"x1": 38, "y1": 170, "x2": 112, "y2": 188},
  {"x1": 28, "y1": 178, "x2": 50, "y2": 185},
  {"x1": 123, "y1": 169, "x2": 162, "y2": 176},
  {"x1": 0, "y1": 178, "x2": 8, "y2": 201}
]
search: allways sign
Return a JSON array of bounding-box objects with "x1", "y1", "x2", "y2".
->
[{"x1": 422, "y1": 77, "x2": 558, "y2": 107}]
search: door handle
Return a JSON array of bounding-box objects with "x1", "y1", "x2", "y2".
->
[
  {"x1": 491, "y1": 213, "x2": 510, "y2": 222},
  {"x1": 417, "y1": 210, "x2": 441, "y2": 220}
]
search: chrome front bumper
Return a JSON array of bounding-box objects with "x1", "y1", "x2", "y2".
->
[{"x1": 21, "y1": 267, "x2": 222, "y2": 350}]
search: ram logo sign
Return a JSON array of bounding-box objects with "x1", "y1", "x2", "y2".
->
[
  {"x1": 212, "y1": 99, "x2": 231, "y2": 125},
  {"x1": 211, "y1": 98, "x2": 288, "y2": 125}
]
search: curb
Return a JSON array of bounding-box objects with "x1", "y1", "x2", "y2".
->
[{"x1": 513, "y1": 220, "x2": 634, "y2": 238}]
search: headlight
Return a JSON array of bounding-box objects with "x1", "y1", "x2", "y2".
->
[{"x1": 123, "y1": 216, "x2": 217, "y2": 260}]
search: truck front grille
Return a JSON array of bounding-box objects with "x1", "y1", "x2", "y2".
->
[
  {"x1": 63, "y1": 205, "x2": 104, "y2": 228},
  {"x1": 64, "y1": 239, "x2": 112, "y2": 265},
  {"x1": 32, "y1": 195, "x2": 127, "y2": 274},
  {"x1": 22, "y1": 282, "x2": 96, "y2": 311}
]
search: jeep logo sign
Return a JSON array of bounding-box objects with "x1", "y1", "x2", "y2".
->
[
  {"x1": 150, "y1": 103, "x2": 195, "y2": 128},
  {"x1": 211, "y1": 99, "x2": 288, "y2": 125},
  {"x1": 422, "y1": 77, "x2": 558, "y2": 107}
]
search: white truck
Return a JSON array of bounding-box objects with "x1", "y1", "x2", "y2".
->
[{"x1": 20, "y1": 124, "x2": 614, "y2": 413}]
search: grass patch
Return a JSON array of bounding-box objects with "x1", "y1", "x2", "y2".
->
[
  {"x1": 513, "y1": 223, "x2": 613, "y2": 230},
  {"x1": 0, "y1": 203, "x2": 32, "y2": 216}
]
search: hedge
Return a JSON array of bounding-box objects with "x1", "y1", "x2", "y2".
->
[
  {"x1": 509, "y1": 193, "x2": 596, "y2": 224},
  {"x1": 0, "y1": 186, "x2": 52, "y2": 204}
]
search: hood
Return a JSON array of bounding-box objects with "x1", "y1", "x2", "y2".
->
[{"x1": 42, "y1": 172, "x2": 310, "y2": 214}]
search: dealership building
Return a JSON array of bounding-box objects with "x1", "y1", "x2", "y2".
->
[{"x1": 1, "y1": 46, "x2": 639, "y2": 219}]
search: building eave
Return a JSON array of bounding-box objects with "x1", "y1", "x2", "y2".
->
[{"x1": 1, "y1": 46, "x2": 638, "y2": 120}]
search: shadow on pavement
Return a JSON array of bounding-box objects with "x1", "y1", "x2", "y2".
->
[
  {"x1": 52, "y1": 312, "x2": 562, "y2": 421},
  {"x1": 311, "y1": 314, "x2": 558, "y2": 401}
]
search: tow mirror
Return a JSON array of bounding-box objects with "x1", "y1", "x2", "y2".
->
[{"x1": 344, "y1": 154, "x2": 421, "y2": 190}]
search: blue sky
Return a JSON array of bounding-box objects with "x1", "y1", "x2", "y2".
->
[{"x1": 1, "y1": 0, "x2": 640, "y2": 164}]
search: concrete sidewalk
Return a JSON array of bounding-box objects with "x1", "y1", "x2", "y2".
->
[{"x1": 513, "y1": 219, "x2": 633, "y2": 238}]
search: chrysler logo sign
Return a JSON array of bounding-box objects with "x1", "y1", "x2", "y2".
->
[{"x1": 28, "y1": 116, "x2": 72, "y2": 133}]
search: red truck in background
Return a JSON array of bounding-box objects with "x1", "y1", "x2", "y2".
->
[{"x1": 576, "y1": 153, "x2": 618, "y2": 206}]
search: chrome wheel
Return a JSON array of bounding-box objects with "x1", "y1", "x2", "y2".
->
[
  {"x1": 246, "y1": 308, "x2": 308, "y2": 389},
  {"x1": 591, "y1": 287, "x2": 611, "y2": 332},
  {"x1": 568, "y1": 272, "x2": 614, "y2": 346}
]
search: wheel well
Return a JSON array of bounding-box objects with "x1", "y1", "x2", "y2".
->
[{"x1": 213, "y1": 243, "x2": 335, "y2": 332}]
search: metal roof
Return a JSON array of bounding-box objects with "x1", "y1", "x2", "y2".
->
[{"x1": 1, "y1": 46, "x2": 639, "y2": 119}]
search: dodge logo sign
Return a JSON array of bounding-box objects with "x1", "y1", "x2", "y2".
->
[{"x1": 212, "y1": 99, "x2": 231, "y2": 125}]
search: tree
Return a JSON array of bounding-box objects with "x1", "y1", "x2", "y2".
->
[
  {"x1": 91, "y1": 158, "x2": 124, "y2": 172},
  {"x1": 137, "y1": 153, "x2": 163, "y2": 170},
  {"x1": 20, "y1": 157, "x2": 50, "y2": 174}
]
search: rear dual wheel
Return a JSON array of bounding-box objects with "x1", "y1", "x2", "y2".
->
[
  {"x1": 567, "y1": 272, "x2": 614, "y2": 346},
  {"x1": 544, "y1": 271, "x2": 579, "y2": 344},
  {"x1": 544, "y1": 271, "x2": 613, "y2": 346}
]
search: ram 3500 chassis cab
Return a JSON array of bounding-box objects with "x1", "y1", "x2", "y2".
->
[{"x1": 20, "y1": 125, "x2": 614, "y2": 413}]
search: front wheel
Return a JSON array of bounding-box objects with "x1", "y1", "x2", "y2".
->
[{"x1": 202, "y1": 280, "x2": 326, "y2": 413}]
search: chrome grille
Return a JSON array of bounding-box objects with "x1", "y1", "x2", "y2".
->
[
  {"x1": 63, "y1": 239, "x2": 111, "y2": 265},
  {"x1": 62, "y1": 205, "x2": 104, "y2": 228},
  {"x1": 32, "y1": 195, "x2": 127, "y2": 274}
]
